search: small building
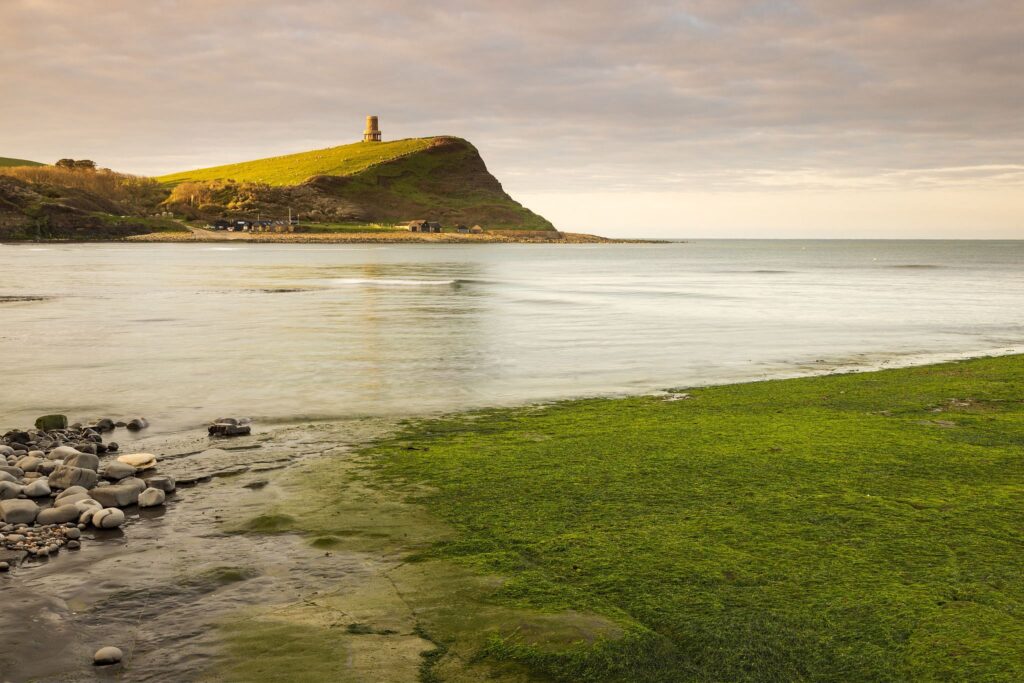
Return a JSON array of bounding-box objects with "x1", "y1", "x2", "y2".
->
[
  {"x1": 407, "y1": 219, "x2": 442, "y2": 233},
  {"x1": 455, "y1": 224, "x2": 469, "y2": 233},
  {"x1": 212, "y1": 219, "x2": 231, "y2": 230},
  {"x1": 470, "y1": 225, "x2": 485, "y2": 234}
]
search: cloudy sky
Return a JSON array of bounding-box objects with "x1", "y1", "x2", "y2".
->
[{"x1": 2, "y1": 0, "x2": 1022, "y2": 237}]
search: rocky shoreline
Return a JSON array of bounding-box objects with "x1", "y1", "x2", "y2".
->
[{"x1": 1, "y1": 414, "x2": 248, "y2": 571}]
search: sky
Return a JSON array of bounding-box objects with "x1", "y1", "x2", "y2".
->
[{"x1": 2, "y1": 0, "x2": 1022, "y2": 238}]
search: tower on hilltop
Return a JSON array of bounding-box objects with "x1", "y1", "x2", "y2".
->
[{"x1": 363, "y1": 115, "x2": 381, "y2": 142}]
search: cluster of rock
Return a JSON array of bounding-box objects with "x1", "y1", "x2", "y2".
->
[
  {"x1": 0, "y1": 414, "x2": 174, "y2": 564},
  {"x1": 209, "y1": 416, "x2": 252, "y2": 437}
]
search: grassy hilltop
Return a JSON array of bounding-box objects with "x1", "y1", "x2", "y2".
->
[
  {"x1": 158, "y1": 136, "x2": 555, "y2": 231},
  {"x1": 158, "y1": 138, "x2": 435, "y2": 186},
  {"x1": 0, "y1": 157, "x2": 43, "y2": 168}
]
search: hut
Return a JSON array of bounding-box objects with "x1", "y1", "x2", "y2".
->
[
  {"x1": 408, "y1": 220, "x2": 442, "y2": 233},
  {"x1": 470, "y1": 225, "x2": 485, "y2": 234},
  {"x1": 455, "y1": 224, "x2": 469, "y2": 233}
]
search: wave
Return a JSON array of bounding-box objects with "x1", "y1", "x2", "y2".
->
[
  {"x1": 888, "y1": 264, "x2": 944, "y2": 269},
  {"x1": 328, "y1": 278, "x2": 458, "y2": 286}
]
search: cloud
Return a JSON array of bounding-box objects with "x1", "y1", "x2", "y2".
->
[{"x1": 1, "y1": 0, "x2": 1021, "y2": 203}]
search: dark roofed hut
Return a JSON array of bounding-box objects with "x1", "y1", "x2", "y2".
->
[{"x1": 407, "y1": 219, "x2": 428, "y2": 232}]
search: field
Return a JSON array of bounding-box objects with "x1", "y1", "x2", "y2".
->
[
  {"x1": 230, "y1": 354, "x2": 1024, "y2": 682},
  {"x1": 157, "y1": 138, "x2": 437, "y2": 186}
]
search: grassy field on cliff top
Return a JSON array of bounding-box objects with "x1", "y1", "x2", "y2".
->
[
  {"x1": 0, "y1": 157, "x2": 44, "y2": 167},
  {"x1": 356, "y1": 354, "x2": 1024, "y2": 682},
  {"x1": 157, "y1": 138, "x2": 436, "y2": 186},
  {"x1": 225, "y1": 355, "x2": 1024, "y2": 682}
]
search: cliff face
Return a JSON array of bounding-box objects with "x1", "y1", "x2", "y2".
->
[
  {"x1": 303, "y1": 137, "x2": 553, "y2": 230},
  {"x1": 161, "y1": 137, "x2": 555, "y2": 231}
]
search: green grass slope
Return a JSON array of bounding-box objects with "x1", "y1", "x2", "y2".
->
[
  {"x1": 0, "y1": 157, "x2": 44, "y2": 168},
  {"x1": 159, "y1": 136, "x2": 555, "y2": 231},
  {"x1": 157, "y1": 138, "x2": 435, "y2": 186},
  {"x1": 362, "y1": 355, "x2": 1024, "y2": 681}
]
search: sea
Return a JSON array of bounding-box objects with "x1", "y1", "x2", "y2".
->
[{"x1": 1, "y1": 240, "x2": 1021, "y2": 431}]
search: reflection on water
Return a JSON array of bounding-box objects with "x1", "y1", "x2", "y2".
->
[{"x1": 1, "y1": 240, "x2": 1022, "y2": 431}]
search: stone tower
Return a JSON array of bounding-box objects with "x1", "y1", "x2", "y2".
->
[{"x1": 363, "y1": 115, "x2": 381, "y2": 142}]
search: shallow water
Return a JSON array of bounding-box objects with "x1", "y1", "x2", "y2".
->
[
  {"x1": 1, "y1": 240, "x2": 1022, "y2": 431},
  {"x1": 0, "y1": 420, "x2": 427, "y2": 682}
]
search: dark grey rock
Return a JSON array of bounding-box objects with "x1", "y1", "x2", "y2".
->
[{"x1": 208, "y1": 423, "x2": 251, "y2": 437}]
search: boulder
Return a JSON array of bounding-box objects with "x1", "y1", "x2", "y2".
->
[
  {"x1": 116, "y1": 453, "x2": 157, "y2": 470},
  {"x1": 92, "y1": 508, "x2": 125, "y2": 529},
  {"x1": 0, "y1": 471, "x2": 16, "y2": 483},
  {"x1": 145, "y1": 475, "x2": 176, "y2": 493},
  {"x1": 102, "y1": 462, "x2": 136, "y2": 481},
  {"x1": 37, "y1": 505, "x2": 81, "y2": 525},
  {"x1": 0, "y1": 499, "x2": 39, "y2": 525},
  {"x1": 93, "y1": 646, "x2": 123, "y2": 666},
  {"x1": 137, "y1": 487, "x2": 166, "y2": 508},
  {"x1": 34, "y1": 414, "x2": 68, "y2": 431},
  {"x1": 48, "y1": 465, "x2": 99, "y2": 490},
  {"x1": 0, "y1": 466, "x2": 23, "y2": 478},
  {"x1": 126, "y1": 418, "x2": 149, "y2": 431},
  {"x1": 23, "y1": 479, "x2": 51, "y2": 497},
  {"x1": 0, "y1": 445, "x2": 13, "y2": 456},
  {"x1": 0, "y1": 482, "x2": 23, "y2": 501},
  {"x1": 64, "y1": 452, "x2": 100, "y2": 472},
  {"x1": 90, "y1": 482, "x2": 143, "y2": 507},
  {"x1": 92, "y1": 418, "x2": 116, "y2": 432}
]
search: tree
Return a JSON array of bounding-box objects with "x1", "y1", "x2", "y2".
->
[
  {"x1": 73, "y1": 159, "x2": 96, "y2": 171},
  {"x1": 55, "y1": 158, "x2": 76, "y2": 169}
]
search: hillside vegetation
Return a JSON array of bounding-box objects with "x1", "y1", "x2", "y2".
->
[
  {"x1": 0, "y1": 157, "x2": 44, "y2": 168},
  {"x1": 160, "y1": 137, "x2": 554, "y2": 231},
  {"x1": 157, "y1": 138, "x2": 436, "y2": 186}
]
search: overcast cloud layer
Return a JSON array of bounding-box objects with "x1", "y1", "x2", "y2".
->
[{"x1": 2, "y1": 0, "x2": 1022, "y2": 236}]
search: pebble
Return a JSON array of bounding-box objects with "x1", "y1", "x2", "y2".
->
[
  {"x1": 145, "y1": 475, "x2": 176, "y2": 492},
  {"x1": 22, "y1": 479, "x2": 52, "y2": 498},
  {"x1": 92, "y1": 508, "x2": 126, "y2": 529},
  {"x1": 93, "y1": 646, "x2": 123, "y2": 666},
  {"x1": 138, "y1": 487, "x2": 166, "y2": 508},
  {"x1": 0, "y1": 561, "x2": 8, "y2": 572},
  {"x1": 101, "y1": 461, "x2": 137, "y2": 481},
  {"x1": 117, "y1": 453, "x2": 157, "y2": 470},
  {"x1": 67, "y1": 540, "x2": 81, "y2": 550}
]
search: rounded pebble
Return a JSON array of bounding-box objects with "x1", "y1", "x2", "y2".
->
[{"x1": 93, "y1": 646, "x2": 123, "y2": 666}]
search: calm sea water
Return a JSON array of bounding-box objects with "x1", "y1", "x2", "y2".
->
[{"x1": 1, "y1": 240, "x2": 1021, "y2": 432}]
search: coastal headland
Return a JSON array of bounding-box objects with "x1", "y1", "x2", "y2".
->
[{"x1": 0, "y1": 134, "x2": 596, "y2": 243}]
